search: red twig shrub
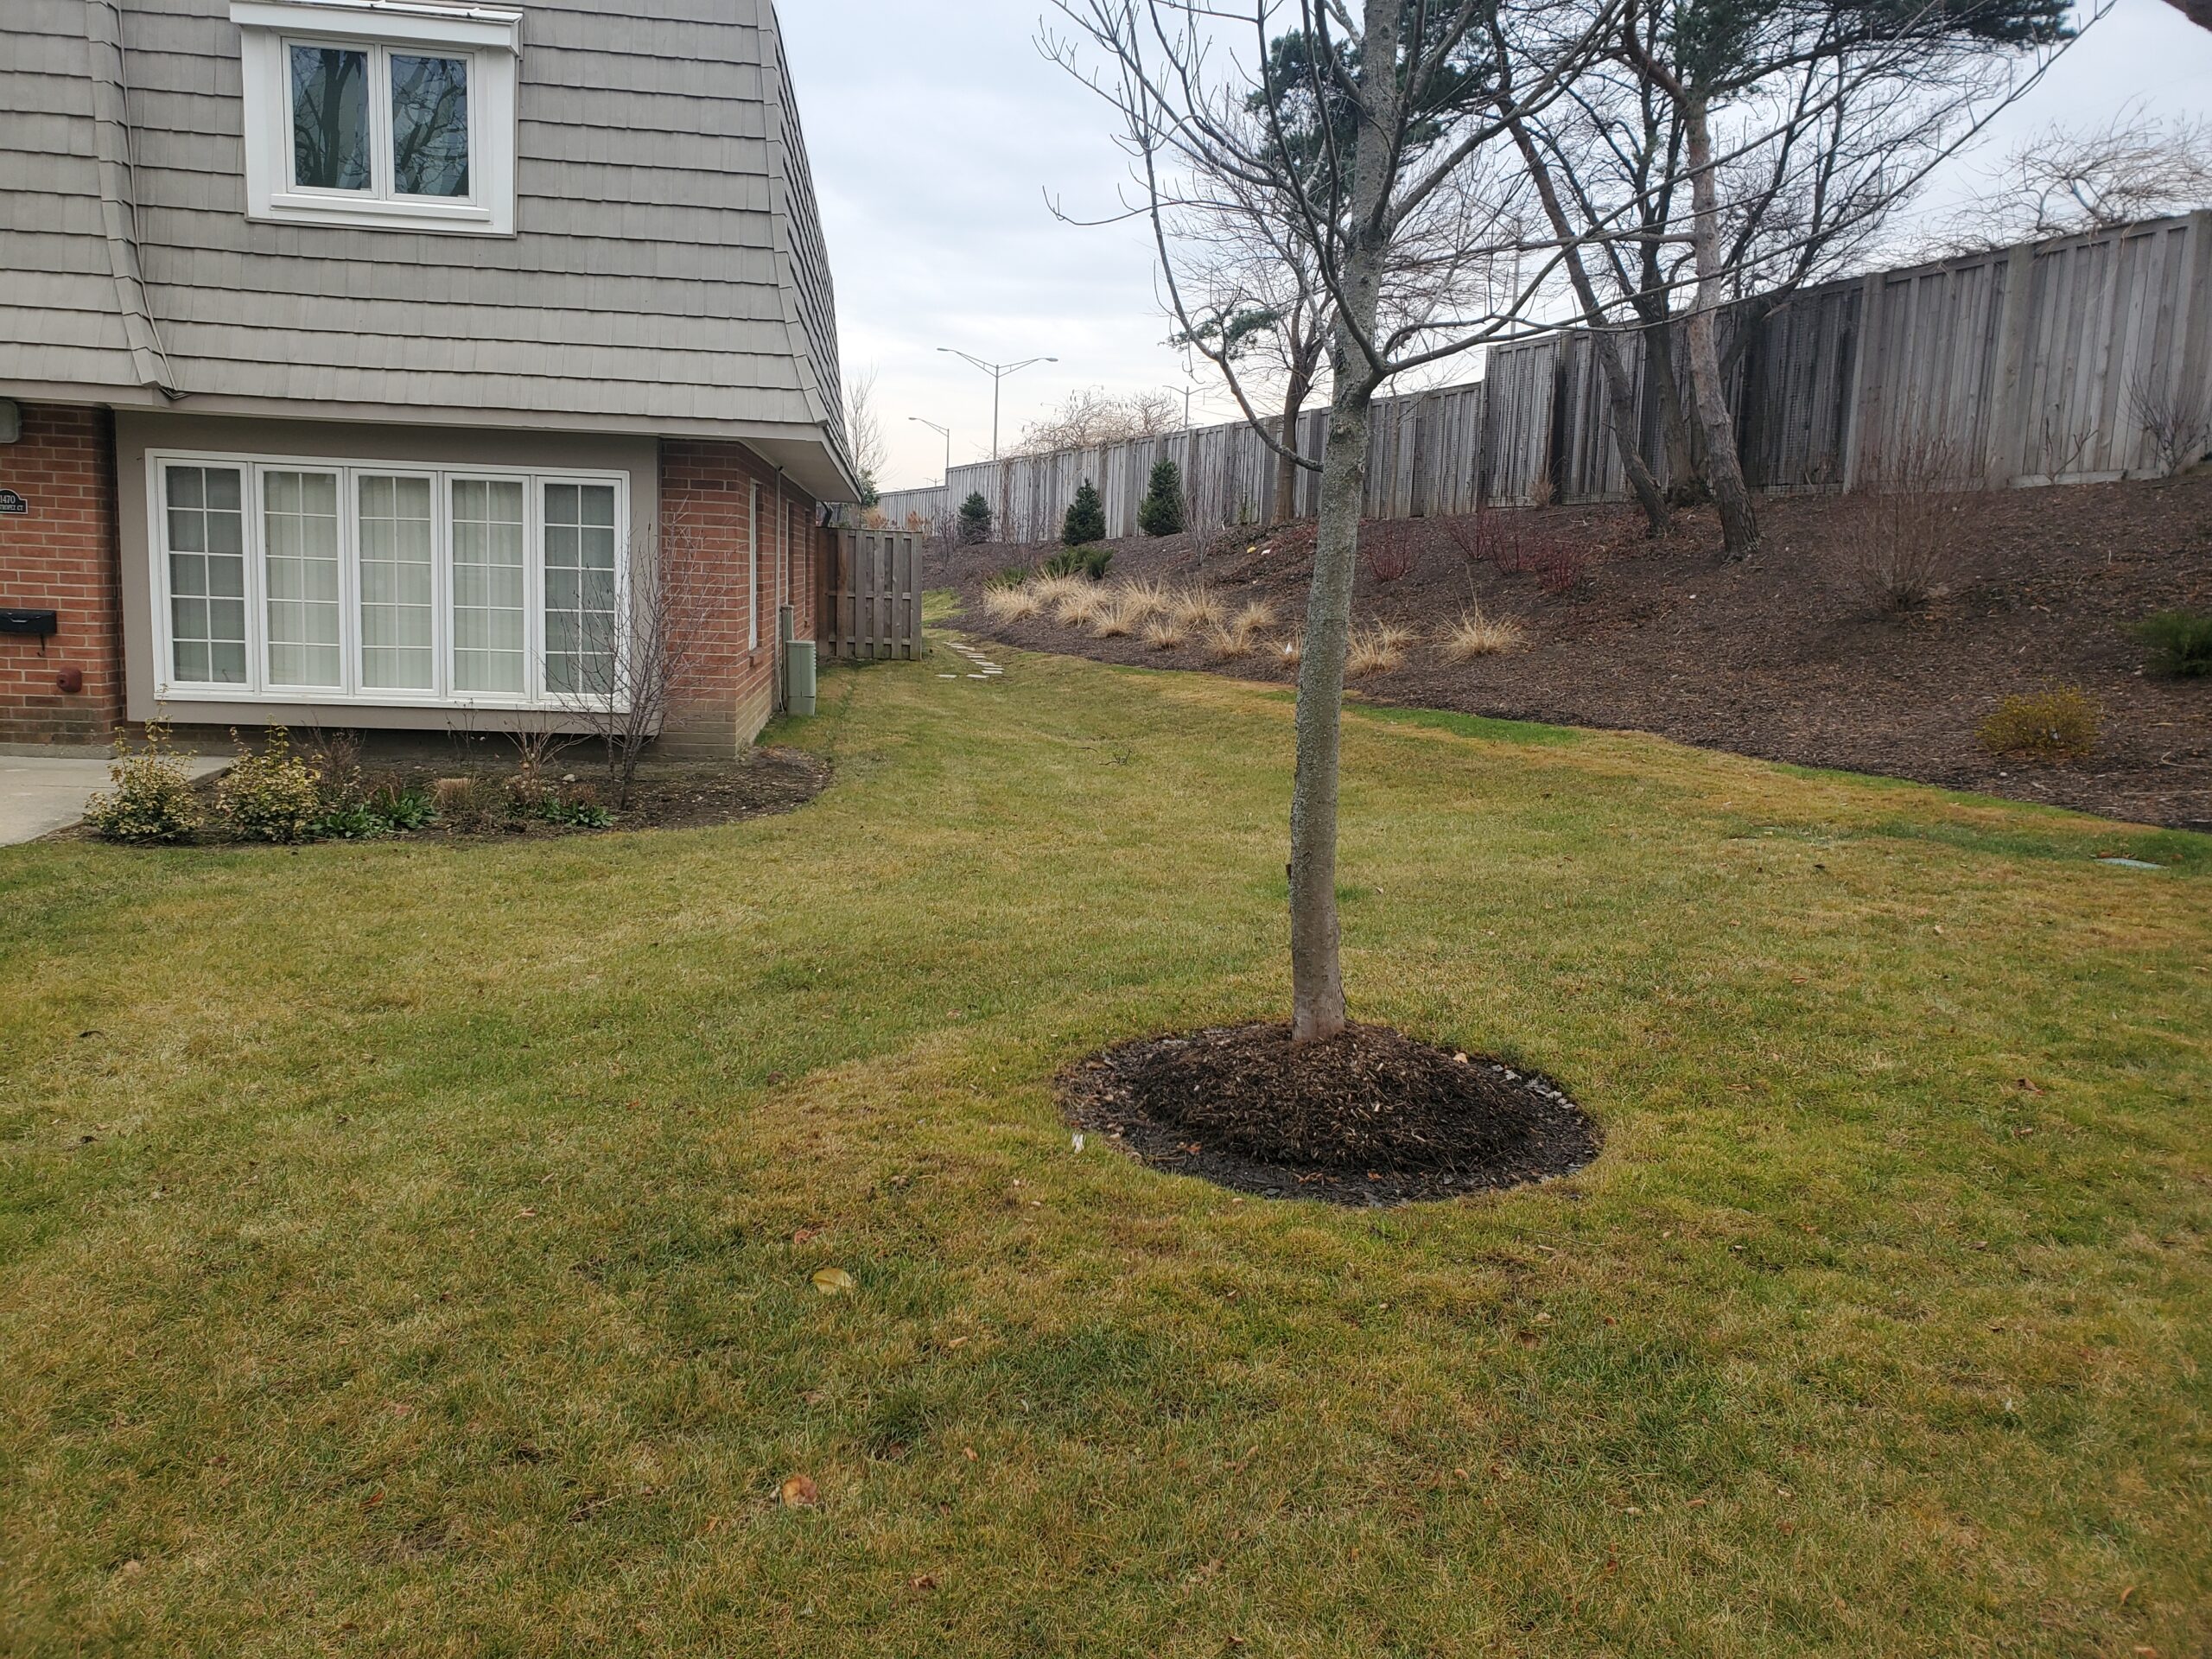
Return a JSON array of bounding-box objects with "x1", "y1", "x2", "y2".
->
[{"x1": 1362, "y1": 520, "x2": 1421, "y2": 583}]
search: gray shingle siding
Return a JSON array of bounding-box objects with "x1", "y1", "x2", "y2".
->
[{"x1": 1, "y1": 0, "x2": 852, "y2": 493}]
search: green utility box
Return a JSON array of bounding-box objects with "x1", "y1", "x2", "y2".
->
[{"x1": 785, "y1": 639, "x2": 817, "y2": 718}]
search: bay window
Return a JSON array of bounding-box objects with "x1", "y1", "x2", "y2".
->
[{"x1": 149, "y1": 453, "x2": 628, "y2": 711}]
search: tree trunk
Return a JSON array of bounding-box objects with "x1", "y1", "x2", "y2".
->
[
  {"x1": 1506, "y1": 118, "x2": 1669, "y2": 537},
  {"x1": 1273, "y1": 372, "x2": 1311, "y2": 524},
  {"x1": 1289, "y1": 345, "x2": 1376, "y2": 1044},
  {"x1": 1681, "y1": 93, "x2": 1760, "y2": 558},
  {"x1": 1287, "y1": 0, "x2": 1396, "y2": 1046}
]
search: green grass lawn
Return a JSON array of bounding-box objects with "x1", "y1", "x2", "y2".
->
[{"x1": 2, "y1": 639, "x2": 2207, "y2": 1657}]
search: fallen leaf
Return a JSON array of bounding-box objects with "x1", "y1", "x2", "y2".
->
[
  {"x1": 910, "y1": 1573, "x2": 938, "y2": 1590},
  {"x1": 792, "y1": 1228, "x2": 818, "y2": 1246},
  {"x1": 779, "y1": 1474, "x2": 818, "y2": 1507},
  {"x1": 518, "y1": 1208, "x2": 537, "y2": 1217},
  {"x1": 963, "y1": 1446, "x2": 978, "y2": 1461},
  {"x1": 2119, "y1": 1585, "x2": 2135, "y2": 1606},
  {"x1": 810, "y1": 1267, "x2": 855, "y2": 1295},
  {"x1": 944, "y1": 1336, "x2": 969, "y2": 1349}
]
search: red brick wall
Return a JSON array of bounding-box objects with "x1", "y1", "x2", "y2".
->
[
  {"x1": 0, "y1": 405, "x2": 124, "y2": 744},
  {"x1": 657, "y1": 438, "x2": 822, "y2": 754}
]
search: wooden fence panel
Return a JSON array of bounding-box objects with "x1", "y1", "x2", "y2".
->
[
  {"x1": 823, "y1": 528, "x2": 924, "y2": 661},
  {"x1": 878, "y1": 212, "x2": 2212, "y2": 536}
]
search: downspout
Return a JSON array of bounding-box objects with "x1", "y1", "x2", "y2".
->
[
  {"x1": 773, "y1": 467, "x2": 787, "y2": 712},
  {"x1": 83, "y1": 0, "x2": 179, "y2": 399}
]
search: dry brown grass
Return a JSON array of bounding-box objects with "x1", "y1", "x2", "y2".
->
[
  {"x1": 1230, "y1": 600, "x2": 1277, "y2": 637},
  {"x1": 1117, "y1": 577, "x2": 1173, "y2": 626},
  {"x1": 1441, "y1": 607, "x2": 1525, "y2": 661},
  {"x1": 1033, "y1": 573, "x2": 1087, "y2": 610},
  {"x1": 1052, "y1": 585, "x2": 1108, "y2": 629},
  {"x1": 982, "y1": 585, "x2": 1043, "y2": 624},
  {"x1": 1347, "y1": 620, "x2": 1413, "y2": 677},
  {"x1": 1277, "y1": 631, "x2": 1304, "y2": 667},
  {"x1": 1143, "y1": 617, "x2": 1187, "y2": 651},
  {"x1": 1204, "y1": 625, "x2": 1250, "y2": 660},
  {"x1": 1171, "y1": 587, "x2": 1227, "y2": 630}
]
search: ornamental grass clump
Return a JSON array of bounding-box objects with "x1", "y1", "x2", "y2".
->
[
  {"x1": 981, "y1": 584, "x2": 1043, "y2": 623},
  {"x1": 1143, "y1": 616, "x2": 1187, "y2": 651},
  {"x1": 1442, "y1": 606, "x2": 1526, "y2": 660},
  {"x1": 1053, "y1": 584, "x2": 1109, "y2": 629},
  {"x1": 1172, "y1": 587, "x2": 1226, "y2": 630},
  {"x1": 1978, "y1": 684, "x2": 2101, "y2": 762},
  {"x1": 215, "y1": 727, "x2": 324, "y2": 842},
  {"x1": 1346, "y1": 620, "x2": 1413, "y2": 677},
  {"x1": 84, "y1": 720, "x2": 200, "y2": 844}
]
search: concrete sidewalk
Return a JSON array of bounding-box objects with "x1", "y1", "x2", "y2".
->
[{"x1": 0, "y1": 751, "x2": 228, "y2": 846}]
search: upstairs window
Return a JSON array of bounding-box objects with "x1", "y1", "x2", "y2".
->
[{"x1": 232, "y1": 1, "x2": 518, "y2": 234}]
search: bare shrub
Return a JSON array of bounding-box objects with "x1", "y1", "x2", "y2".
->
[
  {"x1": 1362, "y1": 521, "x2": 1420, "y2": 583},
  {"x1": 1528, "y1": 540, "x2": 1592, "y2": 594},
  {"x1": 1978, "y1": 684, "x2": 2099, "y2": 761},
  {"x1": 549, "y1": 512, "x2": 728, "y2": 810},
  {"x1": 1442, "y1": 607, "x2": 1526, "y2": 660},
  {"x1": 2129, "y1": 368, "x2": 2212, "y2": 480},
  {"x1": 1838, "y1": 432, "x2": 1977, "y2": 610},
  {"x1": 1346, "y1": 620, "x2": 1411, "y2": 677},
  {"x1": 504, "y1": 726, "x2": 572, "y2": 813}
]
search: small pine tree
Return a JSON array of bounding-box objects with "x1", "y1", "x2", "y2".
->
[
  {"x1": 957, "y1": 491, "x2": 992, "y2": 544},
  {"x1": 1137, "y1": 457, "x2": 1185, "y2": 537},
  {"x1": 1062, "y1": 479, "x2": 1106, "y2": 546}
]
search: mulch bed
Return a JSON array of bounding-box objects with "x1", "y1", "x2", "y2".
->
[
  {"x1": 1059, "y1": 1020, "x2": 1599, "y2": 1206},
  {"x1": 937, "y1": 471, "x2": 2212, "y2": 830}
]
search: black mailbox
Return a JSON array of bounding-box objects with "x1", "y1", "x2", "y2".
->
[{"x1": 0, "y1": 608, "x2": 60, "y2": 639}]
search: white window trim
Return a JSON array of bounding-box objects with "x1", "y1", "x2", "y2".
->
[
  {"x1": 747, "y1": 481, "x2": 761, "y2": 652},
  {"x1": 147, "y1": 448, "x2": 629, "y2": 714},
  {"x1": 232, "y1": 0, "x2": 519, "y2": 235}
]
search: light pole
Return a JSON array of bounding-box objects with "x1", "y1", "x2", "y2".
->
[
  {"x1": 1163, "y1": 382, "x2": 1196, "y2": 433},
  {"x1": 936, "y1": 347, "x2": 1058, "y2": 461},
  {"x1": 906, "y1": 416, "x2": 952, "y2": 486}
]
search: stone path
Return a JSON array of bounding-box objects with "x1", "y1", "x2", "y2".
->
[{"x1": 939, "y1": 640, "x2": 1006, "y2": 683}]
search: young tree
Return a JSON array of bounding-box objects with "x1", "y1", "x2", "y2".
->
[
  {"x1": 549, "y1": 512, "x2": 728, "y2": 810},
  {"x1": 1011, "y1": 386, "x2": 1183, "y2": 455},
  {"x1": 1046, "y1": 0, "x2": 1618, "y2": 1042},
  {"x1": 844, "y1": 366, "x2": 887, "y2": 507},
  {"x1": 1138, "y1": 456, "x2": 1186, "y2": 536},
  {"x1": 1929, "y1": 109, "x2": 2212, "y2": 251},
  {"x1": 957, "y1": 490, "x2": 993, "y2": 543},
  {"x1": 1602, "y1": 0, "x2": 2073, "y2": 556},
  {"x1": 1063, "y1": 478, "x2": 1108, "y2": 546}
]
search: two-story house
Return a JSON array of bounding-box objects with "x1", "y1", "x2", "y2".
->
[{"x1": 0, "y1": 0, "x2": 855, "y2": 751}]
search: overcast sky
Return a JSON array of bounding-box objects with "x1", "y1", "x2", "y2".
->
[{"x1": 776, "y1": 0, "x2": 2212, "y2": 493}]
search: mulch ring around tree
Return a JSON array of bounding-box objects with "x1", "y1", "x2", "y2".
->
[{"x1": 1059, "y1": 1020, "x2": 1599, "y2": 1207}]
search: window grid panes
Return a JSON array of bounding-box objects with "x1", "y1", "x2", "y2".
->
[
  {"x1": 449, "y1": 477, "x2": 529, "y2": 696},
  {"x1": 543, "y1": 482, "x2": 620, "y2": 696},
  {"x1": 263, "y1": 470, "x2": 344, "y2": 687},
  {"x1": 164, "y1": 465, "x2": 249, "y2": 685},
  {"x1": 283, "y1": 40, "x2": 471, "y2": 206},
  {"x1": 154, "y1": 458, "x2": 624, "y2": 709},
  {"x1": 359, "y1": 474, "x2": 436, "y2": 692}
]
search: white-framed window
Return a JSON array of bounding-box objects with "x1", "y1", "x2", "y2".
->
[
  {"x1": 148, "y1": 450, "x2": 628, "y2": 711},
  {"x1": 231, "y1": 0, "x2": 519, "y2": 235}
]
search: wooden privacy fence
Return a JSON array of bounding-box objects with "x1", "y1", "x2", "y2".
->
[
  {"x1": 877, "y1": 210, "x2": 2212, "y2": 533},
  {"x1": 822, "y1": 527, "x2": 924, "y2": 660}
]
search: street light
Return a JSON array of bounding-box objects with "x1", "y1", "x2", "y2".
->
[
  {"x1": 936, "y1": 347, "x2": 1058, "y2": 461},
  {"x1": 907, "y1": 416, "x2": 952, "y2": 486}
]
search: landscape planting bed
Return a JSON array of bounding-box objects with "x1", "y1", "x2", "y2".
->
[{"x1": 935, "y1": 470, "x2": 2212, "y2": 829}]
